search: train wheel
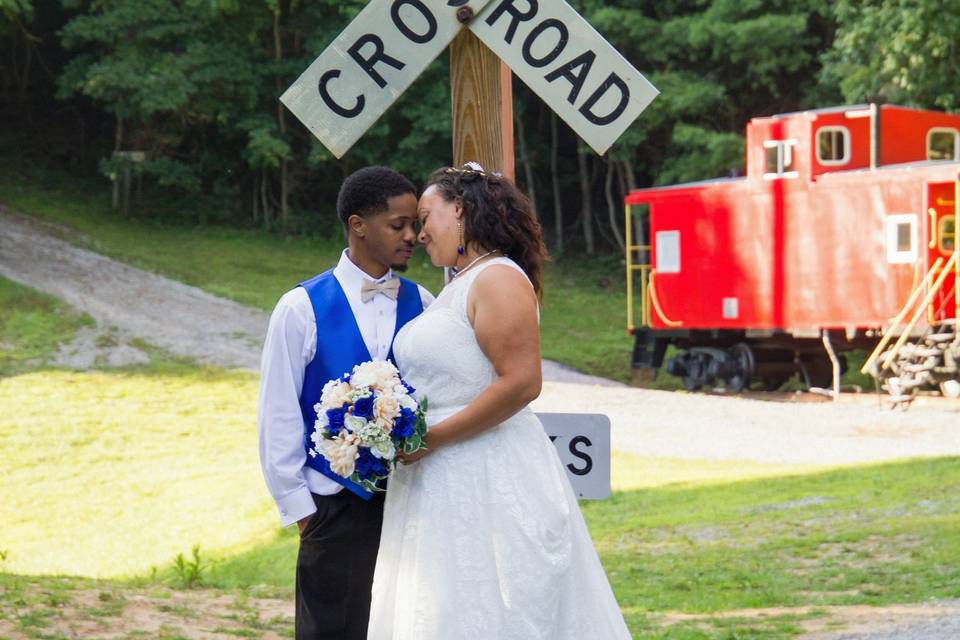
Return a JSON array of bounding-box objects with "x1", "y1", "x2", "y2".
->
[{"x1": 723, "y1": 343, "x2": 755, "y2": 393}]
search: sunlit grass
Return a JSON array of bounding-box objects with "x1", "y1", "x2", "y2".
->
[
  {"x1": 0, "y1": 276, "x2": 92, "y2": 376},
  {"x1": 0, "y1": 364, "x2": 816, "y2": 579},
  {"x1": 0, "y1": 368, "x2": 276, "y2": 578}
]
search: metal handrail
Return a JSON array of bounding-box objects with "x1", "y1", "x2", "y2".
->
[
  {"x1": 882, "y1": 251, "x2": 958, "y2": 370},
  {"x1": 648, "y1": 269, "x2": 683, "y2": 327},
  {"x1": 625, "y1": 205, "x2": 652, "y2": 331},
  {"x1": 861, "y1": 256, "x2": 945, "y2": 374}
]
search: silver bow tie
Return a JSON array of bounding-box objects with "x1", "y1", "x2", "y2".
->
[{"x1": 360, "y1": 278, "x2": 400, "y2": 302}]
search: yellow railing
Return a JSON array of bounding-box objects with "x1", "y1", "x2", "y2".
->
[
  {"x1": 625, "y1": 204, "x2": 651, "y2": 331},
  {"x1": 862, "y1": 176, "x2": 960, "y2": 374}
]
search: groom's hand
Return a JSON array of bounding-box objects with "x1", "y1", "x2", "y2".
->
[{"x1": 297, "y1": 515, "x2": 312, "y2": 535}]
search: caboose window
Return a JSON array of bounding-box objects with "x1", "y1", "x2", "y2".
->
[
  {"x1": 886, "y1": 214, "x2": 918, "y2": 264},
  {"x1": 927, "y1": 128, "x2": 959, "y2": 161},
  {"x1": 939, "y1": 215, "x2": 955, "y2": 253},
  {"x1": 763, "y1": 140, "x2": 798, "y2": 179},
  {"x1": 816, "y1": 127, "x2": 850, "y2": 165}
]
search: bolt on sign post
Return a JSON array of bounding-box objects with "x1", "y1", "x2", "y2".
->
[{"x1": 281, "y1": 0, "x2": 659, "y2": 497}]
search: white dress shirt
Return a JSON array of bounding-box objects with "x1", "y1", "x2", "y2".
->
[{"x1": 258, "y1": 250, "x2": 435, "y2": 526}]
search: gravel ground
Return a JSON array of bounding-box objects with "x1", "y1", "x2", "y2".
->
[
  {"x1": 3, "y1": 205, "x2": 959, "y2": 639},
  {"x1": 802, "y1": 600, "x2": 960, "y2": 640}
]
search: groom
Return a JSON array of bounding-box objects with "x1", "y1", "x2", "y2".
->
[{"x1": 258, "y1": 166, "x2": 433, "y2": 640}]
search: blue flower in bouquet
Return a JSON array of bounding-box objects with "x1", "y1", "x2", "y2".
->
[
  {"x1": 355, "y1": 448, "x2": 389, "y2": 481},
  {"x1": 326, "y1": 406, "x2": 347, "y2": 434},
  {"x1": 402, "y1": 380, "x2": 416, "y2": 395},
  {"x1": 353, "y1": 394, "x2": 375, "y2": 420},
  {"x1": 394, "y1": 407, "x2": 417, "y2": 439}
]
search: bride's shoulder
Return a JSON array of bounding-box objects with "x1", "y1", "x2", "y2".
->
[{"x1": 468, "y1": 259, "x2": 535, "y2": 301}]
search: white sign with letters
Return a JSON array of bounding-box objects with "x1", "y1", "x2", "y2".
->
[
  {"x1": 471, "y1": 0, "x2": 659, "y2": 156},
  {"x1": 538, "y1": 412, "x2": 611, "y2": 500},
  {"x1": 280, "y1": 0, "x2": 493, "y2": 159},
  {"x1": 281, "y1": 0, "x2": 658, "y2": 158}
]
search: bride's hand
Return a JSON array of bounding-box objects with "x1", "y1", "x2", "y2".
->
[{"x1": 397, "y1": 448, "x2": 431, "y2": 464}]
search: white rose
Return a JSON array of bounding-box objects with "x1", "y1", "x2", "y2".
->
[
  {"x1": 350, "y1": 362, "x2": 378, "y2": 389},
  {"x1": 313, "y1": 410, "x2": 330, "y2": 433},
  {"x1": 376, "y1": 416, "x2": 394, "y2": 435},
  {"x1": 320, "y1": 381, "x2": 352, "y2": 410},
  {"x1": 343, "y1": 413, "x2": 367, "y2": 434},
  {"x1": 322, "y1": 432, "x2": 359, "y2": 478},
  {"x1": 370, "y1": 438, "x2": 396, "y2": 460},
  {"x1": 374, "y1": 396, "x2": 400, "y2": 423},
  {"x1": 372, "y1": 361, "x2": 400, "y2": 391},
  {"x1": 397, "y1": 393, "x2": 418, "y2": 411}
]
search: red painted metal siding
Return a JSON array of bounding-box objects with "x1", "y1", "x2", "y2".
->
[{"x1": 628, "y1": 105, "x2": 960, "y2": 333}]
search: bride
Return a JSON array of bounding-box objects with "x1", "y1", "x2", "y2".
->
[{"x1": 367, "y1": 163, "x2": 631, "y2": 639}]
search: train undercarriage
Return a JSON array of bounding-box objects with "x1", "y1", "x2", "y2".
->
[
  {"x1": 631, "y1": 328, "x2": 864, "y2": 392},
  {"x1": 633, "y1": 322, "x2": 960, "y2": 401}
]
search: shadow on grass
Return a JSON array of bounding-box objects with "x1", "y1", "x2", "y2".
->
[
  {"x1": 2, "y1": 457, "x2": 957, "y2": 639},
  {"x1": 143, "y1": 457, "x2": 960, "y2": 608}
]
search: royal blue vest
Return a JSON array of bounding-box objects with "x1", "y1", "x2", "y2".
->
[{"x1": 298, "y1": 269, "x2": 423, "y2": 499}]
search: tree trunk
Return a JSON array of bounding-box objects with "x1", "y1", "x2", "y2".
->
[
  {"x1": 16, "y1": 38, "x2": 31, "y2": 106},
  {"x1": 604, "y1": 157, "x2": 625, "y2": 252},
  {"x1": 577, "y1": 145, "x2": 595, "y2": 254},
  {"x1": 252, "y1": 179, "x2": 260, "y2": 224},
  {"x1": 261, "y1": 168, "x2": 272, "y2": 229},
  {"x1": 514, "y1": 110, "x2": 538, "y2": 215},
  {"x1": 112, "y1": 115, "x2": 125, "y2": 210},
  {"x1": 621, "y1": 157, "x2": 636, "y2": 190},
  {"x1": 274, "y1": 5, "x2": 289, "y2": 229},
  {"x1": 550, "y1": 113, "x2": 563, "y2": 254}
]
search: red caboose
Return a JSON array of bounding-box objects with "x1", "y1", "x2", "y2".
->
[{"x1": 625, "y1": 104, "x2": 960, "y2": 397}]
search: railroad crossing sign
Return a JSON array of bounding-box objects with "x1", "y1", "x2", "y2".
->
[
  {"x1": 281, "y1": 0, "x2": 659, "y2": 158},
  {"x1": 538, "y1": 412, "x2": 611, "y2": 500}
]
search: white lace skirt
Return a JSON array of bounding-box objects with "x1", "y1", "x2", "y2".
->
[{"x1": 367, "y1": 407, "x2": 631, "y2": 640}]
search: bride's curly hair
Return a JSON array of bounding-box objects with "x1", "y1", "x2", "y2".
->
[{"x1": 425, "y1": 165, "x2": 549, "y2": 298}]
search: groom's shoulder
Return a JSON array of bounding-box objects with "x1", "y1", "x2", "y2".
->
[{"x1": 272, "y1": 268, "x2": 335, "y2": 315}]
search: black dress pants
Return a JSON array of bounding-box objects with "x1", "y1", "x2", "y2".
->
[{"x1": 296, "y1": 490, "x2": 385, "y2": 640}]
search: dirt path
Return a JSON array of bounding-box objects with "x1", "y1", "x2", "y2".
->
[
  {"x1": 0, "y1": 207, "x2": 267, "y2": 369},
  {"x1": 2, "y1": 580, "x2": 957, "y2": 640}
]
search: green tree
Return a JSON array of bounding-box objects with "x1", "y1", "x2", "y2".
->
[{"x1": 823, "y1": 0, "x2": 960, "y2": 110}]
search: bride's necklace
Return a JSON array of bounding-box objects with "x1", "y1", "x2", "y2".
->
[{"x1": 451, "y1": 249, "x2": 499, "y2": 280}]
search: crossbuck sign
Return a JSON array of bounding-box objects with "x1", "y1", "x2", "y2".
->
[{"x1": 281, "y1": 0, "x2": 659, "y2": 157}]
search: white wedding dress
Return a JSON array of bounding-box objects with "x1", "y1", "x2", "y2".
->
[{"x1": 368, "y1": 257, "x2": 631, "y2": 640}]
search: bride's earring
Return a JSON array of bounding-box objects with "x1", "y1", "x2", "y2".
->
[{"x1": 457, "y1": 220, "x2": 464, "y2": 256}]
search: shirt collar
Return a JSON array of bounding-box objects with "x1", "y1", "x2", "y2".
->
[{"x1": 334, "y1": 249, "x2": 393, "y2": 290}]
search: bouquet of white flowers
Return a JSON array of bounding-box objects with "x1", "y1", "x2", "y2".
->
[{"x1": 309, "y1": 360, "x2": 427, "y2": 494}]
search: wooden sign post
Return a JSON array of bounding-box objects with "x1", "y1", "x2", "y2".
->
[{"x1": 450, "y1": 23, "x2": 515, "y2": 179}]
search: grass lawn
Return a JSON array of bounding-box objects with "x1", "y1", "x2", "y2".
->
[
  {"x1": 0, "y1": 152, "x2": 634, "y2": 383},
  {"x1": 3, "y1": 358, "x2": 960, "y2": 639}
]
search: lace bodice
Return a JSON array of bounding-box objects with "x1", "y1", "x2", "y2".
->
[{"x1": 393, "y1": 257, "x2": 527, "y2": 418}]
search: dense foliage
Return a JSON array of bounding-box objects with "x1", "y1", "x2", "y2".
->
[{"x1": 2, "y1": 1, "x2": 956, "y2": 250}]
